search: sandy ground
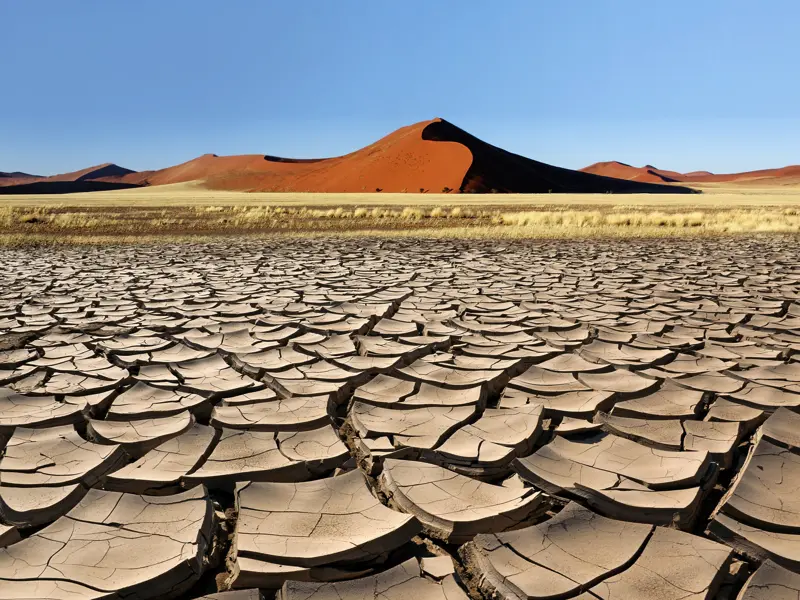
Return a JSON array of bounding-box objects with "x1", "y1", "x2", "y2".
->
[{"x1": 4, "y1": 180, "x2": 800, "y2": 207}]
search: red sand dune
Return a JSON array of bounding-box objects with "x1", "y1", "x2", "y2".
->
[
  {"x1": 685, "y1": 165, "x2": 800, "y2": 184},
  {"x1": 583, "y1": 161, "x2": 800, "y2": 185},
  {"x1": 0, "y1": 171, "x2": 40, "y2": 187},
  {"x1": 47, "y1": 163, "x2": 136, "y2": 182},
  {"x1": 134, "y1": 119, "x2": 691, "y2": 194},
  {"x1": 581, "y1": 161, "x2": 683, "y2": 184},
  {"x1": 138, "y1": 120, "x2": 473, "y2": 193},
  {"x1": 0, "y1": 164, "x2": 141, "y2": 194},
  {"x1": 0, "y1": 171, "x2": 39, "y2": 179},
  {"x1": 0, "y1": 163, "x2": 137, "y2": 190}
]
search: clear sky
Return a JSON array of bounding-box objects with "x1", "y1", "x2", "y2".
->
[{"x1": 1, "y1": 1, "x2": 798, "y2": 176}]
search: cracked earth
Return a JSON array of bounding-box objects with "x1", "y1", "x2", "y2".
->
[{"x1": 0, "y1": 236, "x2": 799, "y2": 599}]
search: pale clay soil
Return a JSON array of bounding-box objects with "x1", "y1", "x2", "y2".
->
[{"x1": 0, "y1": 237, "x2": 799, "y2": 599}]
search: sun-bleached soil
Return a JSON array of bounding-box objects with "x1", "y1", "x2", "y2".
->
[{"x1": 0, "y1": 237, "x2": 799, "y2": 599}]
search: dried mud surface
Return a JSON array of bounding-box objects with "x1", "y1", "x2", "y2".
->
[{"x1": 0, "y1": 236, "x2": 799, "y2": 599}]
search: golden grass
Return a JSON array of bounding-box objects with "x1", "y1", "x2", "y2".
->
[
  {"x1": 1, "y1": 183, "x2": 799, "y2": 245},
  {"x1": 0, "y1": 204, "x2": 799, "y2": 247}
]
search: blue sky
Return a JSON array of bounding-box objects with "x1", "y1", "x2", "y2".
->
[{"x1": 1, "y1": 1, "x2": 798, "y2": 175}]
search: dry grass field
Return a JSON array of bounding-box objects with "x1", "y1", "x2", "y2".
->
[{"x1": 2, "y1": 181, "x2": 800, "y2": 245}]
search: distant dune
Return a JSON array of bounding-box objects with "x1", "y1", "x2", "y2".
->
[
  {"x1": 0, "y1": 163, "x2": 142, "y2": 193},
  {"x1": 47, "y1": 163, "x2": 137, "y2": 182},
  {"x1": 580, "y1": 161, "x2": 684, "y2": 184},
  {"x1": 583, "y1": 161, "x2": 800, "y2": 185},
  {"x1": 0, "y1": 170, "x2": 40, "y2": 179}
]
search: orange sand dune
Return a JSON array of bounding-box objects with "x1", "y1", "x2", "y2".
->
[
  {"x1": 583, "y1": 161, "x2": 800, "y2": 185},
  {"x1": 135, "y1": 119, "x2": 690, "y2": 194},
  {"x1": 686, "y1": 165, "x2": 800, "y2": 184},
  {"x1": 0, "y1": 163, "x2": 137, "y2": 189},
  {"x1": 47, "y1": 163, "x2": 136, "y2": 182},
  {"x1": 138, "y1": 120, "x2": 471, "y2": 193},
  {"x1": 581, "y1": 161, "x2": 683, "y2": 184}
]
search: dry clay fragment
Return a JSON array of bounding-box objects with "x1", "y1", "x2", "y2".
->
[
  {"x1": 211, "y1": 394, "x2": 331, "y2": 431},
  {"x1": 379, "y1": 459, "x2": 544, "y2": 543},
  {"x1": 231, "y1": 470, "x2": 421, "y2": 587},
  {"x1": 106, "y1": 381, "x2": 209, "y2": 419},
  {"x1": 429, "y1": 404, "x2": 543, "y2": 474},
  {"x1": 460, "y1": 502, "x2": 653, "y2": 600},
  {"x1": 0, "y1": 486, "x2": 214, "y2": 599},
  {"x1": 588, "y1": 526, "x2": 732, "y2": 600},
  {"x1": 611, "y1": 381, "x2": 704, "y2": 420},
  {"x1": 705, "y1": 397, "x2": 765, "y2": 433},
  {"x1": 708, "y1": 512, "x2": 800, "y2": 572},
  {"x1": 0, "y1": 389, "x2": 85, "y2": 431},
  {"x1": 499, "y1": 388, "x2": 614, "y2": 419},
  {"x1": 515, "y1": 449, "x2": 708, "y2": 528},
  {"x1": 523, "y1": 432, "x2": 713, "y2": 489},
  {"x1": 183, "y1": 425, "x2": 349, "y2": 488},
  {"x1": 737, "y1": 559, "x2": 800, "y2": 600},
  {"x1": 0, "y1": 425, "x2": 126, "y2": 488},
  {"x1": 721, "y1": 438, "x2": 800, "y2": 533},
  {"x1": 172, "y1": 354, "x2": 266, "y2": 397},
  {"x1": 275, "y1": 557, "x2": 469, "y2": 600},
  {"x1": 350, "y1": 401, "x2": 478, "y2": 450},
  {"x1": 353, "y1": 374, "x2": 485, "y2": 408},
  {"x1": 88, "y1": 410, "x2": 193, "y2": 456},
  {"x1": 0, "y1": 483, "x2": 87, "y2": 529},
  {"x1": 596, "y1": 412, "x2": 742, "y2": 468},
  {"x1": 727, "y1": 384, "x2": 800, "y2": 411},
  {"x1": 276, "y1": 558, "x2": 468, "y2": 600},
  {"x1": 761, "y1": 406, "x2": 800, "y2": 449},
  {"x1": 104, "y1": 423, "x2": 217, "y2": 494},
  {"x1": 230, "y1": 557, "x2": 372, "y2": 590},
  {"x1": 514, "y1": 432, "x2": 715, "y2": 527}
]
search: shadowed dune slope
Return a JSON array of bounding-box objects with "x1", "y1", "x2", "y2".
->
[
  {"x1": 48, "y1": 163, "x2": 137, "y2": 182},
  {"x1": 0, "y1": 171, "x2": 40, "y2": 180},
  {"x1": 422, "y1": 121, "x2": 691, "y2": 193},
  {"x1": 0, "y1": 163, "x2": 140, "y2": 190}
]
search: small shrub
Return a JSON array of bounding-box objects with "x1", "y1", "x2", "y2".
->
[{"x1": 401, "y1": 207, "x2": 424, "y2": 220}]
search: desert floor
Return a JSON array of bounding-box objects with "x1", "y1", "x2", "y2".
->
[
  {"x1": 0, "y1": 236, "x2": 798, "y2": 599},
  {"x1": 2, "y1": 182, "x2": 800, "y2": 244}
]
